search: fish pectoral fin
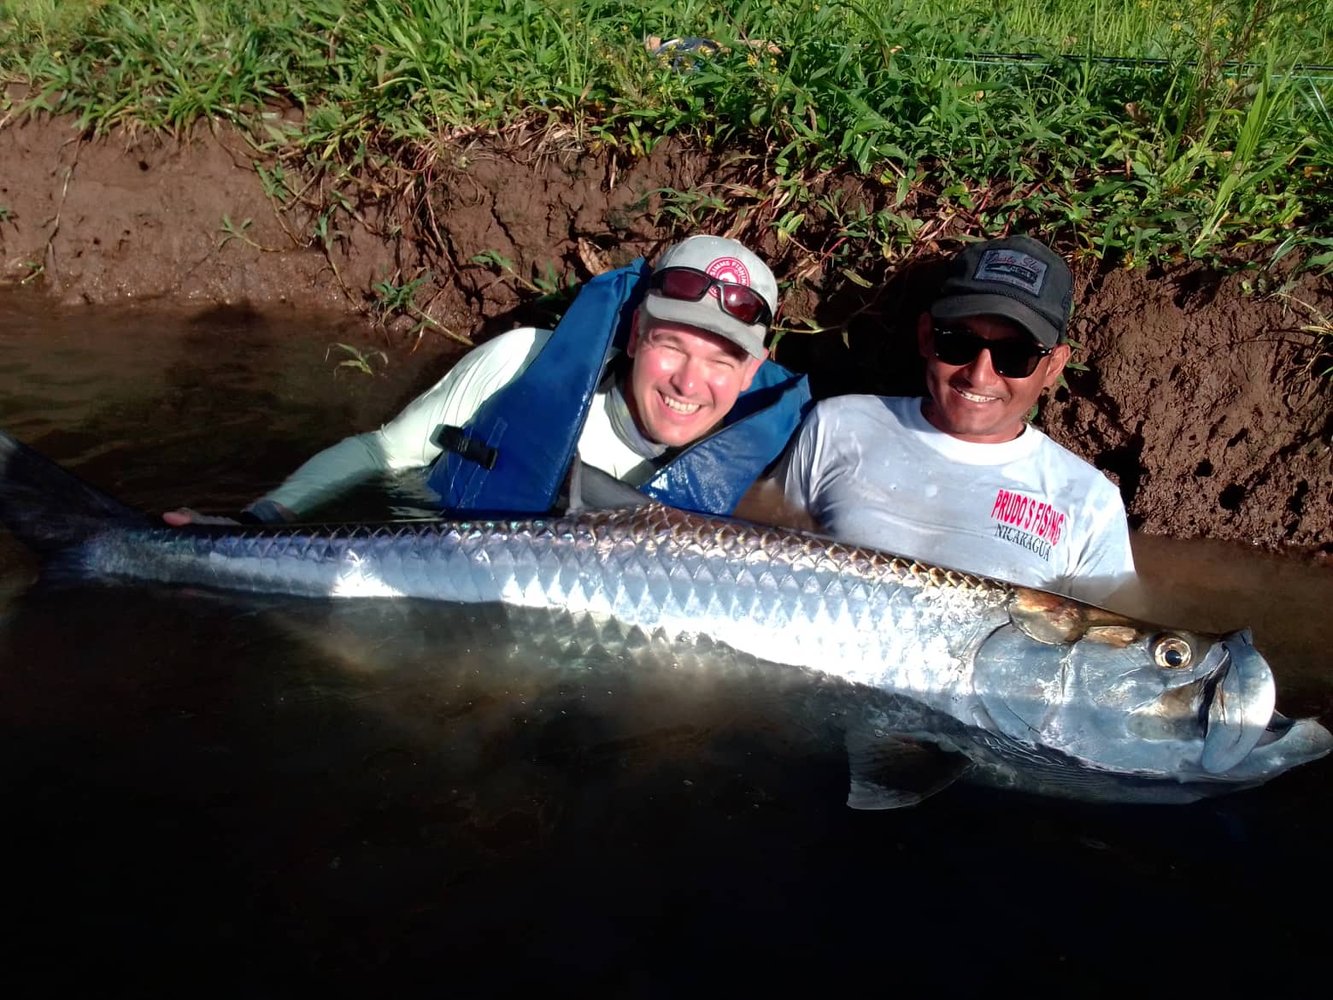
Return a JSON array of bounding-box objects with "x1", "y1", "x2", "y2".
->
[
  {"x1": 847, "y1": 776, "x2": 937, "y2": 810},
  {"x1": 844, "y1": 728, "x2": 971, "y2": 811}
]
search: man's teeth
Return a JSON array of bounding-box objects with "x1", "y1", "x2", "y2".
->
[
  {"x1": 662, "y1": 396, "x2": 701, "y2": 414},
  {"x1": 957, "y1": 389, "x2": 997, "y2": 403}
]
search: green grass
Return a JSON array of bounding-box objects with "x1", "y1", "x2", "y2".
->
[
  {"x1": 326, "y1": 340, "x2": 388, "y2": 376},
  {"x1": 1, "y1": 0, "x2": 1330, "y2": 283}
]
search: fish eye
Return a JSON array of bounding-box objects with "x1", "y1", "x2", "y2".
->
[{"x1": 1152, "y1": 635, "x2": 1193, "y2": 669}]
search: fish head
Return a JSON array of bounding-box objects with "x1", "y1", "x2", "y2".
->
[{"x1": 970, "y1": 588, "x2": 1333, "y2": 784}]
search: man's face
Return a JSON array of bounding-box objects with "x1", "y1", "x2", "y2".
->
[
  {"x1": 917, "y1": 313, "x2": 1070, "y2": 444},
  {"x1": 625, "y1": 315, "x2": 766, "y2": 448}
]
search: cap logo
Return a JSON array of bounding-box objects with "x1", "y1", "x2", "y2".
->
[
  {"x1": 704, "y1": 256, "x2": 751, "y2": 300},
  {"x1": 973, "y1": 249, "x2": 1047, "y2": 296}
]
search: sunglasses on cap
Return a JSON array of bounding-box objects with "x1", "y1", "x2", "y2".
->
[
  {"x1": 931, "y1": 324, "x2": 1052, "y2": 379},
  {"x1": 647, "y1": 267, "x2": 773, "y2": 328}
]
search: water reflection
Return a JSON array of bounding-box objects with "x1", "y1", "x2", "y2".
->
[
  {"x1": 1, "y1": 293, "x2": 1331, "y2": 991},
  {"x1": 0, "y1": 287, "x2": 455, "y2": 510}
]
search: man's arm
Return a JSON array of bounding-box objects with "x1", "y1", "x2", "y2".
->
[
  {"x1": 731, "y1": 406, "x2": 825, "y2": 532},
  {"x1": 731, "y1": 474, "x2": 820, "y2": 532},
  {"x1": 267, "y1": 328, "x2": 552, "y2": 516},
  {"x1": 164, "y1": 328, "x2": 551, "y2": 523},
  {"x1": 1060, "y1": 480, "x2": 1139, "y2": 609}
]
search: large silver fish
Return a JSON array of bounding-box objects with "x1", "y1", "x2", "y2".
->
[{"x1": 2, "y1": 429, "x2": 1329, "y2": 806}]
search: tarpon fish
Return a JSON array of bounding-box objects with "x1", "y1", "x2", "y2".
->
[{"x1": 2, "y1": 429, "x2": 1329, "y2": 807}]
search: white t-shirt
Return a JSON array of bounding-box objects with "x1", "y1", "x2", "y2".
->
[
  {"x1": 777, "y1": 395, "x2": 1136, "y2": 606},
  {"x1": 262, "y1": 327, "x2": 662, "y2": 514}
]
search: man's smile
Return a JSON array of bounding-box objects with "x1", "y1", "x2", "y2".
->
[
  {"x1": 952, "y1": 384, "x2": 1004, "y2": 404},
  {"x1": 660, "y1": 393, "x2": 702, "y2": 415}
]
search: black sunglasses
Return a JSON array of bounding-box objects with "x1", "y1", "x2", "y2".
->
[
  {"x1": 931, "y1": 324, "x2": 1051, "y2": 379},
  {"x1": 648, "y1": 267, "x2": 773, "y2": 328}
]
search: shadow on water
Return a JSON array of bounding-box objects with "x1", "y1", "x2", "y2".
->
[{"x1": 1, "y1": 292, "x2": 1331, "y2": 991}]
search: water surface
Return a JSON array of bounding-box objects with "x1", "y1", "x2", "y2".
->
[{"x1": 1, "y1": 291, "x2": 1330, "y2": 992}]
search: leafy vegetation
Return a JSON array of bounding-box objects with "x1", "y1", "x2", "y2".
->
[
  {"x1": 326, "y1": 340, "x2": 389, "y2": 376},
  {"x1": 0, "y1": 0, "x2": 1330, "y2": 301}
]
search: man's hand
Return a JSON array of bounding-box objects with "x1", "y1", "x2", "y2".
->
[
  {"x1": 161, "y1": 508, "x2": 240, "y2": 527},
  {"x1": 732, "y1": 477, "x2": 821, "y2": 533}
]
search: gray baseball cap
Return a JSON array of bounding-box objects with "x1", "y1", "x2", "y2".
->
[
  {"x1": 930, "y1": 235, "x2": 1074, "y2": 348},
  {"x1": 639, "y1": 235, "x2": 777, "y2": 358}
]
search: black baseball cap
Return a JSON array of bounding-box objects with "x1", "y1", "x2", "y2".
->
[{"x1": 930, "y1": 235, "x2": 1073, "y2": 348}]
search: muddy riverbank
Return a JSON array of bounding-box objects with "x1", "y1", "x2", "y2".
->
[{"x1": 0, "y1": 115, "x2": 1328, "y2": 556}]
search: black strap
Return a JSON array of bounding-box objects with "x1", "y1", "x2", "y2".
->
[{"x1": 435, "y1": 424, "x2": 499, "y2": 470}]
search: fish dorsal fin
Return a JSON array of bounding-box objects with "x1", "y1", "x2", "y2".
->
[
  {"x1": 562, "y1": 455, "x2": 652, "y2": 513},
  {"x1": 844, "y1": 723, "x2": 972, "y2": 810}
]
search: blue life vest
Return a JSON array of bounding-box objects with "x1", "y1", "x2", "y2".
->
[{"x1": 426, "y1": 258, "x2": 812, "y2": 516}]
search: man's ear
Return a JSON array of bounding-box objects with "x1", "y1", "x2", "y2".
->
[
  {"x1": 737, "y1": 350, "x2": 768, "y2": 392},
  {"x1": 915, "y1": 313, "x2": 933, "y2": 358},
  {"x1": 1040, "y1": 342, "x2": 1072, "y2": 390},
  {"x1": 626, "y1": 309, "x2": 642, "y2": 357}
]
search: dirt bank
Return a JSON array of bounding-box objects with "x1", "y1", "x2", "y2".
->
[{"x1": 1, "y1": 115, "x2": 1329, "y2": 558}]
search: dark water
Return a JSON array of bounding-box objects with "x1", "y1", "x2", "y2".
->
[{"x1": 2, "y1": 291, "x2": 1331, "y2": 992}]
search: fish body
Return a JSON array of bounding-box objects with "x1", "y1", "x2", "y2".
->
[{"x1": 2, "y1": 430, "x2": 1329, "y2": 806}]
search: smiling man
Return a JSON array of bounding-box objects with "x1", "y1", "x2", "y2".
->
[
  {"x1": 770, "y1": 234, "x2": 1136, "y2": 606},
  {"x1": 166, "y1": 235, "x2": 811, "y2": 523}
]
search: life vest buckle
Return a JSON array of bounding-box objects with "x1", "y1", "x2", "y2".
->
[{"x1": 435, "y1": 425, "x2": 499, "y2": 470}]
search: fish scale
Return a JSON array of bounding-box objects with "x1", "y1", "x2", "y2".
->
[{"x1": 78, "y1": 506, "x2": 1022, "y2": 709}]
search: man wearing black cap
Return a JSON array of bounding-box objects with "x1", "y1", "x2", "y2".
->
[{"x1": 772, "y1": 234, "x2": 1135, "y2": 606}]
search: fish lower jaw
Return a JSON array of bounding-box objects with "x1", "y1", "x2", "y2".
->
[{"x1": 1214, "y1": 715, "x2": 1333, "y2": 779}]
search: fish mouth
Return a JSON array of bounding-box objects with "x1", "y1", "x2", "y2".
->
[{"x1": 1201, "y1": 629, "x2": 1278, "y2": 773}]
